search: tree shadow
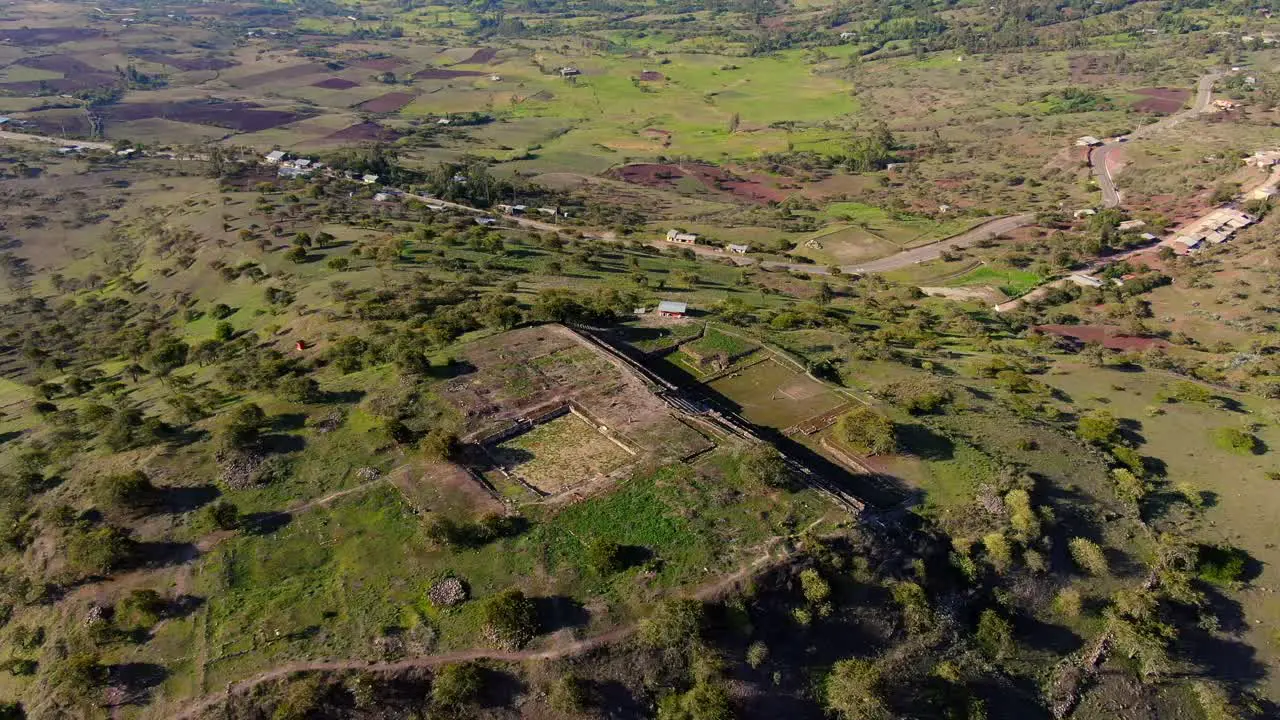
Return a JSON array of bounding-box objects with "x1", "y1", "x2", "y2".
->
[
  {"x1": 156, "y1": 484, "x2": 220, "y2": 514},
  {"x1": 272, "y1": 412, "x2": 308, "y2": 431},
  {"x1": 259, "y1": 433, "x2": 306, "y2": 454},
  {"x1": 133, "y1": 541, "x2": 198, "y2": 570},
  {"x1": 477, "y1": 665, "x2": 525, "y2": 710},
  {"x1": 106, "y1": 662, "x2": 170, "y2": 706},
  {"x1": 895, "y1": 423, "x2": 954, "y2": 461},
  {"x1": 323, "y1": 389, "x2": 365, "y2": 404},
  {"x1": 0, "y1": 430, "x2": 23, "y2": 444},
  {"x1": 1014, "y1": 614, "x2": 1083, "y2": 654},
  {"x1": 241, "y1": 511, "x2": 293, "y2": 536},
  {"x1": 533, "y1": 595, "x2": 591, "y2": 633},
  {"x1": 1116, "y1": 417, "x2": 1145, "y2": 446}
]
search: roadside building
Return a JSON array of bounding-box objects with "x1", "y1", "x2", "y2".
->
[
  {"x1": 1076, "y1": 136, "x2": 1102, "y2": 147},
  {"x1": 656, "y1": 300, "x2": 688, "y2": 318},
  {"x1": 1068, "y1": 273, "x2": 1105, "y2": 288},
  {"x1": 666, "y1": 229, "x2": 699, "y2": 245},
  {"x1": 726, "y1": 244, "x2": 749, "y2": 254}
]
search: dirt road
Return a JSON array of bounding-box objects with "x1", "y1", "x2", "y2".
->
[
  {"x1": 844, "y1": 214, "x2": 1036, "y2": 273},
  {"x1": 0, "y1": 129, "x2": 113, "y2": 151},
  {"x1": 164, "y1": 540, "x2": 793, "y2": 720}
]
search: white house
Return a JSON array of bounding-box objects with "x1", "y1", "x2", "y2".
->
[
  {"x1": 264, "y1": 150, "x2": 286, "y2": 164},
  {"x1": 1118, "y1": 219, "x2": 1146, "y2": 231},
  {"x1": 666, "y1": 229, "x2": 699, "y2": 244},
  {"x1": 1076, "y1": 136, "x2": 1102, "y2": 147},
  {"x1": 725, "y1": 244, "x2": 748, "y2": 254},
  {"x1": 1068, "y1": 273, "x2": 1105, "y2": 288},
  {"x1": 361, "y1": 174, "x2": 379, "y2": 185}
]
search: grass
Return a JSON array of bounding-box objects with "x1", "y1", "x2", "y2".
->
[
  {"x1": 683, "y1": 327, "x2": 758, "y2": 360},
  {"x1": 950, "y1": 265, "x2": 1044, "y2": 297},
  {"x1": 708, "y1": 358, "x2": 845, "y2": 428},
  {"x1": 491, "y1": 413, "x2": 633, "y2": 493}
]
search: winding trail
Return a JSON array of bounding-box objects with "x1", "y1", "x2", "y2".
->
[{"x1": 165, "y1": 540, "x2": 793, "y2": 720}]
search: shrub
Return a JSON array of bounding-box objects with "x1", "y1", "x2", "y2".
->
[
  {"x1": 639, "y1": 598, "x2": 704, "y2": 651},
  {"x1": 1068, "y1": 538, "x2": 1109, "y2": 576},
  {"x1": 836, "y1": 406, "x2": 896, "y2": 455},
  {"x1": 586, "y1": 538, "x2": 625, "y2": 575},
  {"x1": 746, "y1": 641, "x2": 768, "y2": 669},
  {"x1": 1210, "y1": 427, "x2": 1261, "y2": 455},
  {"x1": 206, "y1": 501, "x2": 240, "y2": 530},
  {"x1": 66, "y1": 525, "x2": 136, "y2": 576},
  {"x1": 1195, "y1": 544, "x2": 1249, "y2": 586},
  {"x1": 825, "y1": 658, "x2": 886, "y2": 720},
  {"x1": 975, "y1": 609, "x2": 1014, "y2": 660},
  {"x1": 432, "y1": 662, "x2": 482, "y2": 708},
  {"x1": 548, "y1": 673, "x2": 589, "y2": 714},
  {"x1": 1054, "y1": 588, "x2": 1083, "y2": 619},
  {"x1": 737, "y1": 445, "x2": 790, "y2": 488},
  {"x1": 94, "y1": 471, "x2": 156, "y2": 511},
  {"x1": 479, "y1": 589, "x2": 538, "y2": 649},
  {"x1": 799, "y1": 568, "x2": 831, "y2": 604},
  {"x1": 1076, "y1": 410, "x2": 1120, "y2": 445}
]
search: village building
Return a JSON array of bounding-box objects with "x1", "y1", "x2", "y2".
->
[
  {"x1": 666, "y1": 229, "x2": 699, "y2": 244},
  {"x1": 656, "y1": 300, "x2": 687, "y2": 318},
  {"x1": 1068, "y1": 273, "x2": 1105, "y2": 288},
  {"x1": 1073, "y1": 208, "x2": 1096, "y2": 218},
  {"x1": 1076, "y1": 136, "x2": 1102, "y2": 147},
  {"x1": 1245, "y1": 150, "x2": 1280, "y2": 167},
  {"x1": 1118, "y1": 219, "x2": 1146, "y2": 231},
  {"x1": 559, "y1": 67, "x2": 580, "y2": 77},
  {"x1": 264, "y1": 150, "x2": 286, "y2": 164},
  {"x1": 361, "y1": 174, "x2": 379, "y2": 185},
  {"x1": 725, "y1": 244, "x2": 749, "y2": 254}
]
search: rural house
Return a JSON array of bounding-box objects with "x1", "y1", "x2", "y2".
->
[
  {"x1": 559, "y1": 67, "x2": 580, "y2": 77},
  {"x1": 726, "y1": 244, "x2": 748, "y2": 254},
  {"x1": 656, "y1": 300, "x2": 688, "y2": 318},
  {"x1": 264, "y1": 150, "x2": 286, "y2": 164},
  {"x1": 1117, "y1": 219, "x2": 1146, "y2": 231},
  {"x1": 666, "y1": 229, "x2": 699, "y2": 245},
  {"x1": 1075, "y1": 136, "x2": 1102, "y2": 147}
]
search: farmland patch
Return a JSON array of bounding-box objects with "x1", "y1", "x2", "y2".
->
[
  {"x1": 351, "y1": 56, "x2": 408, "y2": 71},
  {"x1": 1036, "y1": 324, "x2": 1170, "y2": 350},
  {"x1": 102, "y1": 100, "x2": 310, "y2": 132},
  {"x1": 321, "y1": 121, "x2": 400, "y2": 142},
  {"x1": 312, "y1": 77, "x2": 360, "y2": 90},
  {"x1": 0, "y1": 28, "x2": 101, "y2": 46},
  {"x1": 708, "y1": 357, "x2": 845, "y2": 429},
  {"x1": 610, "y1": 162, "x2": 788, "y2": 204},
  {"x1": 458, "y1": 48, "x2": 497, "y2": 64},
  {"x1": 490, "y1": 412, "x2": 634, "y2": 496},
  {"x1": 1131, "y1": 87, "x2": 1190, "y2": 114},
  {"x1": 357, "y1": 91, "x2": 417, "y2": 113},
  {"x1": 229, "y1": 62, "x2": 328, "y2": 88}
]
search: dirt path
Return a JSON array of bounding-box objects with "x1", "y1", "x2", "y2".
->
[
  {"x1": 164, "y1": 540, "x2": 793, "y2": 720},
  {"x1": 0, "y1": 129, "x2": 114, "y2": 151}
]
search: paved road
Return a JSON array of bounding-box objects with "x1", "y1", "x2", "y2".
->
[{"x1": 1090, "y1": 72, "x2": 1222, "y2": 208}]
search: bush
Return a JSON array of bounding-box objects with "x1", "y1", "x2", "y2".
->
[
  {"x1": 1068, "y1": 538, "x2": 1109, "y2": 576},
  {"x1": 1076, "y1": 410, "x2": 1120, "y2": 445},
  {"x1": 94, "y1": 471, "x2": 156, "y2": 511},
  {"x1": 975, "y1": 609, "x2": 1014, "y2": 660},
  {"x1": 206, "y1": 501, "x2": 240, "y2": 530},
  {"x1": 66, "y1": 525, "x2": 136, "y2": 576},
  {"x1": 432, "y1": 662, "x2": 482, "y2": 708},
  {"x1": 1195, "y1": 544, "x2": 1249, "y2": 586},
  {"x1": 586, "y1": 538, "x2": 625, "y2": 575},
  {"x1": 1210, "y1": 427, "x2": 1261, "y2": 455},
  {"x1": 799, "y1": 568, "x2": 831, "y2": 604},
  {"x1": 639, "y1": 598, "x2": 704, "y2": 651},
  {"x1": 836, "y1": 406, "x2": 896, "y2": 455},
  {"x1": 548, "y1": 673, "x2": 589, "y2": 713},
  {"x1": 825, "y1": 658, "x2": 886, "y2": 720},
  {"x1": 480, "y1": 589, "x2": 538, "y2": 649},
  {"x1": 737, "y1": 445, "x2": 790, "y2": 488}
]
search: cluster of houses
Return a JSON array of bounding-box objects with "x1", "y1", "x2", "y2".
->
[
  {"x1": 496, "y1": 203, "x2": 568, "y2": 218},
  {"x1": 663, "y1": 229, "x2": 747, "y2": 255},
  {"x1": 263, "y1": 150, "x2": 378, "y2": 184},
  {"x1": 1245, "y1": 149, "x2": 1280, "y2": 168},
  {"x1": 1172, "y1": 208, "x2": 1257, "y2": 253}
]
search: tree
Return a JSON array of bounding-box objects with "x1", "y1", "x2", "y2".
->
[
  {"x1": 836, "y1": 406, "x2": 896, "y2": 455},
  {"x1": 206, "y1": 500, "x2": 240, "y2": 530},
  {"x1": 639, "y1": 598, "x2": 704, "y2": 652},
  {"x1": 285, "y1": 246, "x2": 308, "y2": 264},
  {"x1": 146, "y1": 337, "x2": 189, "y2": 377},
  {"x1": 975, "y1": 609, "x2": 1014, "y2": 660},
  {"x1": 218, "y1": 403, "x2": 268, "y2": 450},
  {"x1": 799, "y1": 568, "x2": 831, "y2": 605},
  {"x1": 1076, "y1": 410, "x2": 1120, "y2": 445},
  {"x1": 480, "y1": 589, "x2": 538, "y2": 649},
  {"x1": 432, "y1": 662, "x2": 483, "y2": 708},
  {"x1": 213, "y1": 321, "x2": 234, "y2": 342},
  {"x1": 420, "y1": 429, "x2": 460, "y2": 461},
  {"x1": 277, "y1": 375, "x2": 321, "y2": 403},
  {"x1": 657, "y1": 679, "x2": 734, "y2": 720},
  {"x1": 1210, "y1": 427, "x2": 1261, "y2": 455},
  {"x1": 67, "y1": 525, "x2": 136, "y2": 576},
  {"x1": 586, "y1": 538, "x2": 625, "y2": 575},
  {"x1": 982, "y1": 532, "x2": 1012, "y2": 573},
  {"x1": 1068, "y1": 538, "x2": 1109, "y2": 576},
  {"x1": 825, "y1": 658, "x2": 888, "y2": 720},
  {"x1": 737, "y1": 445, "x2": 789, "y2": 488},
  {"x1": 117, "y1": 589, "x2": 166, "y2": 628},
  {"x1": 94, "y1": 471, "x2": 156, "y2": 511},
  {"x1": 548, "y1": 673, "x2": 589, "y2": 714}
]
